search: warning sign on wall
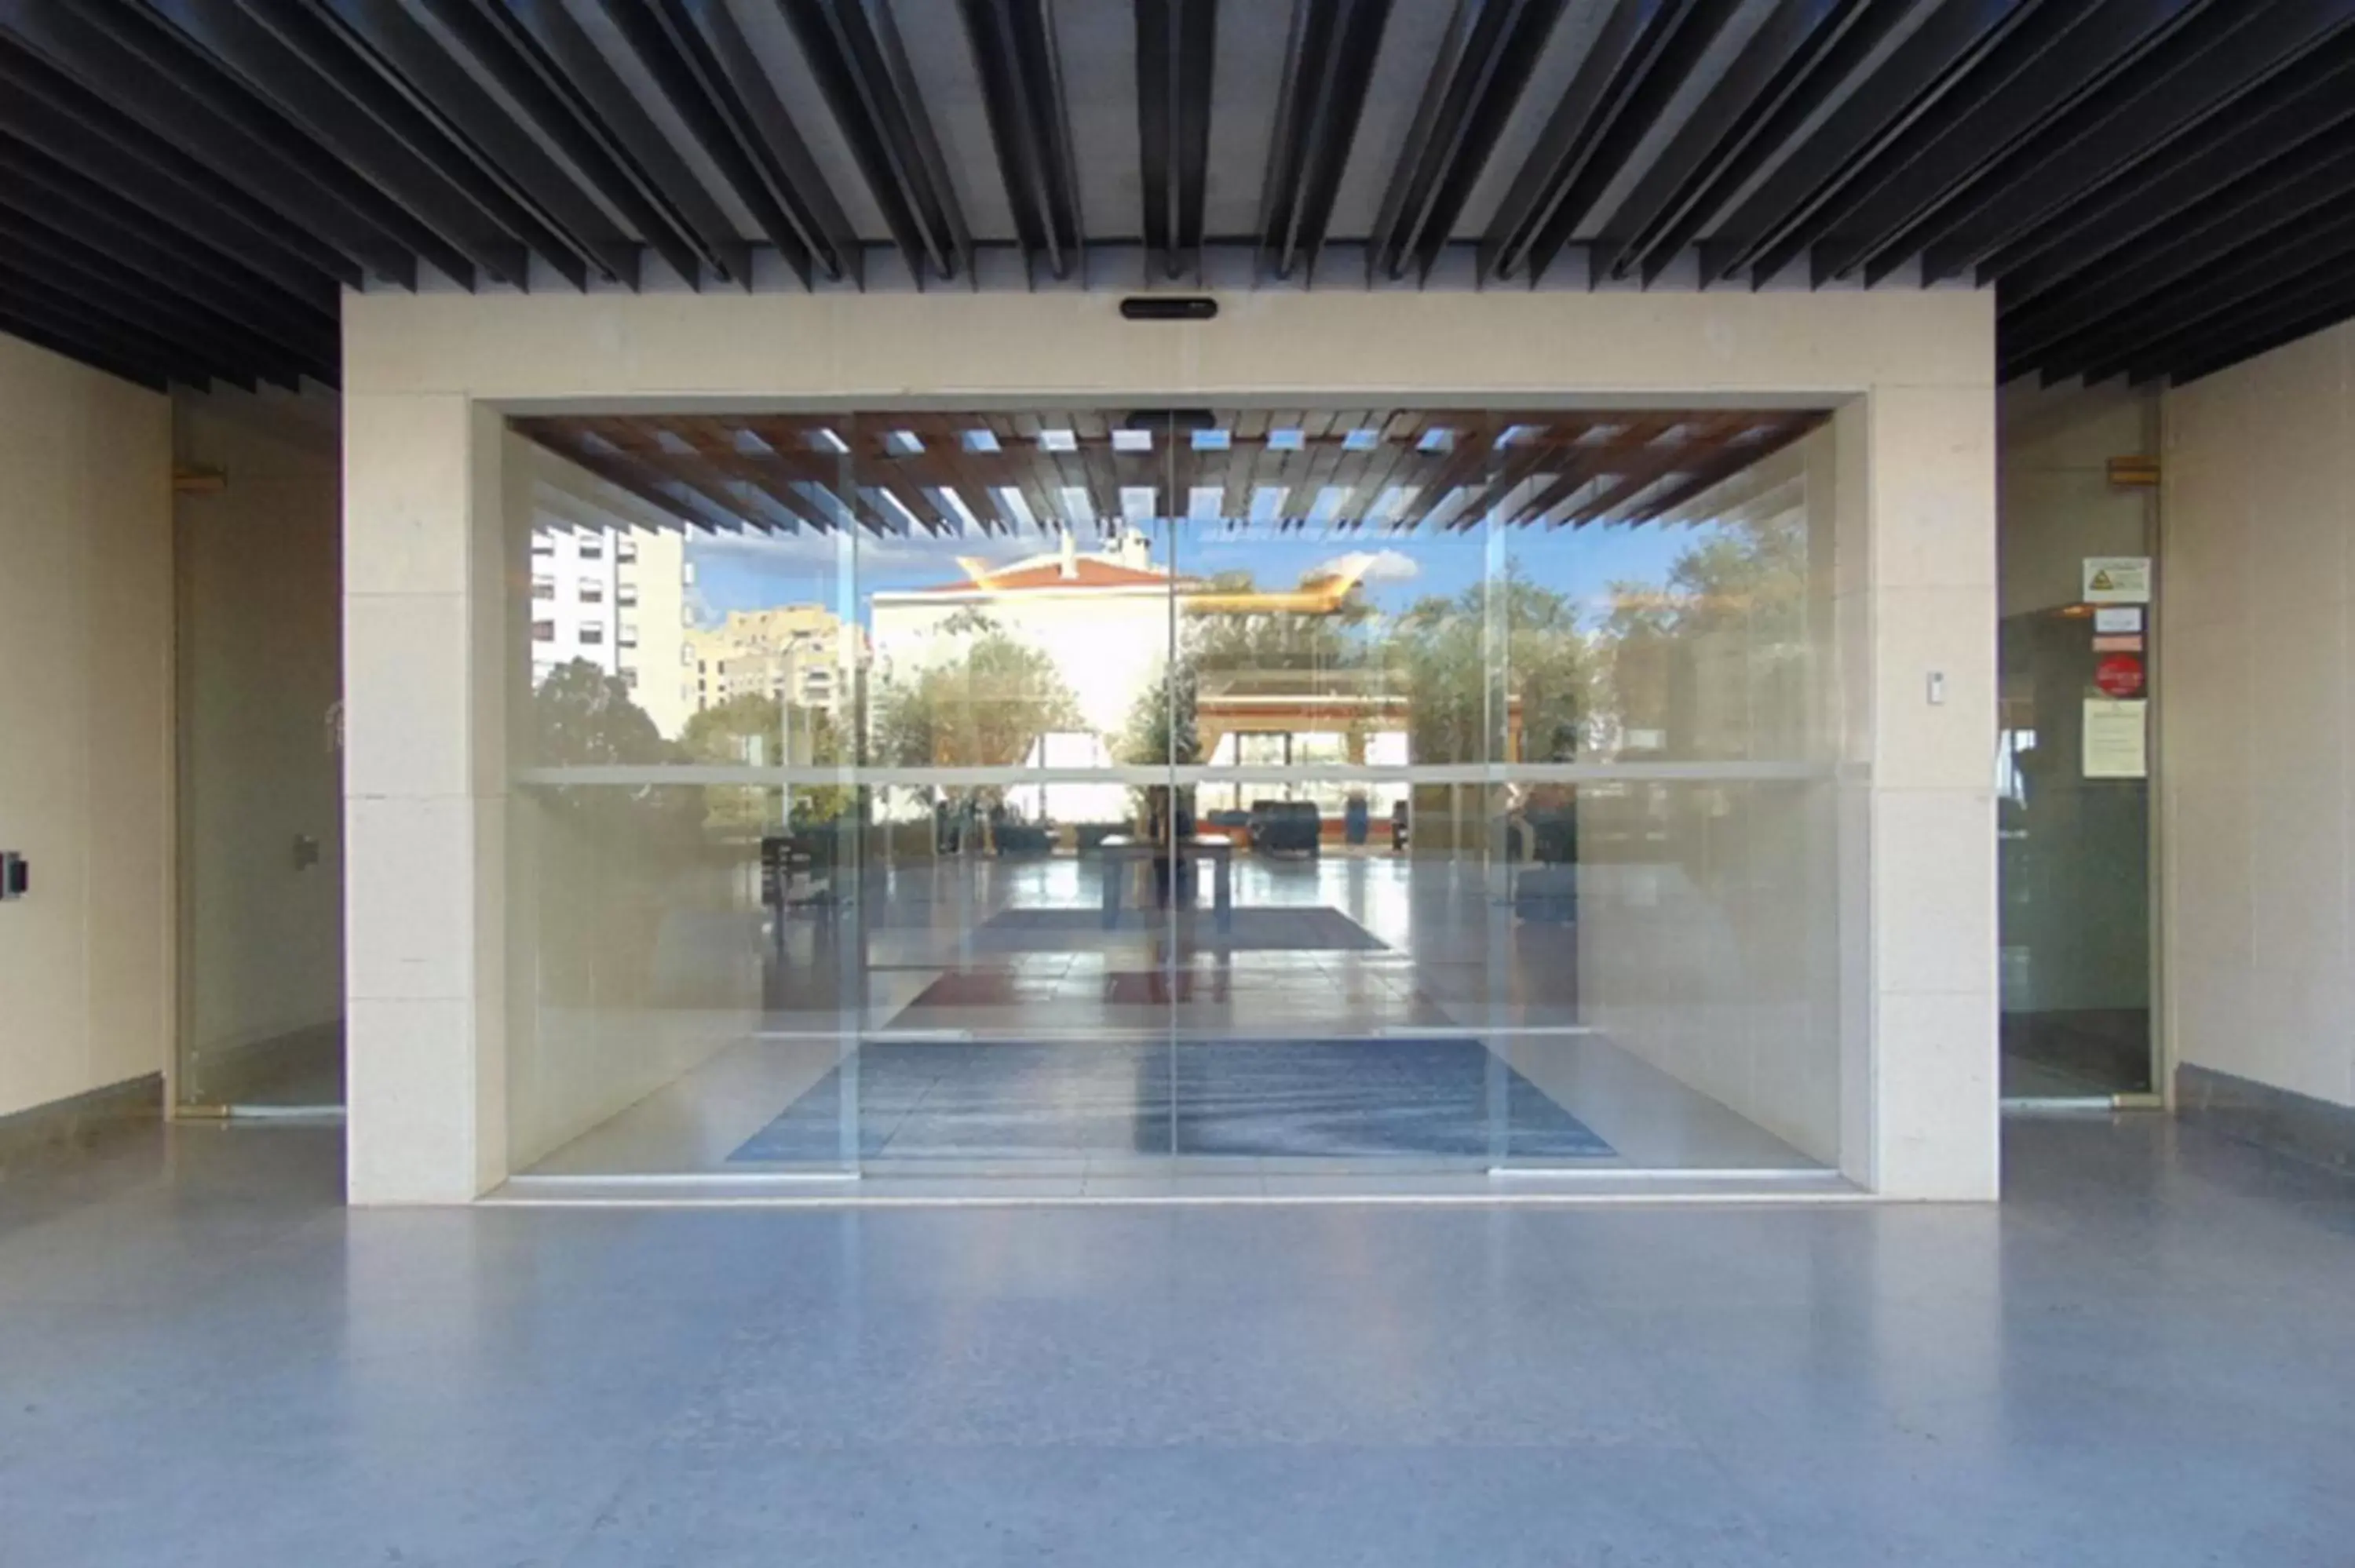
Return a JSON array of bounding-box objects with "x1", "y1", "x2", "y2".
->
[
  {"x1": 2083, "y1": 556, "x2": 2152, "y2": 604},
  {"x1": 2094, "y1": 652, "x2": 2145, "y2": 699}
]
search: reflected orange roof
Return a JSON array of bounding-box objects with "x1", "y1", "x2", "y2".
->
[{"x1": 921, "y1": 558, "x2": 1174, "y2": 592}]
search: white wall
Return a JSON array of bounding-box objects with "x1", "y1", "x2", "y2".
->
[
  {"x1": 2162, "y1": 319, "x2": 2355, "y2": 1109},
  {"x1": 341, "y1": 286, "x2": 1999, "y2": 1201},
  {"x1": 173, "y1": 390, "x2": 345, "y2": 1097},
  {"x1": 0, "y1": 334, "x2": 174, "y2": 1118}
]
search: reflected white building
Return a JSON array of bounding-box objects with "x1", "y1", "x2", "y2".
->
[
  {"x1": 528, "y1": 526, "x2": 693, "y2": 740},
  {"x1": 867, "y1": 527, "x2": 1174, "y2": 739}
]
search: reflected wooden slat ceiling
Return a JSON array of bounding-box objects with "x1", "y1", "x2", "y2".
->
[{"x1": 513, "y1": 408, "x2": 1827, "y2": 538}]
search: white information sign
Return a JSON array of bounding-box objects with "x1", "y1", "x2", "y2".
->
[
  {"x1": 2094, "y1": 606, "x2": 2144, "y2": 634},
  {"x1": 2083, "y1": 698, "x2": 2149, "y2": 779}
]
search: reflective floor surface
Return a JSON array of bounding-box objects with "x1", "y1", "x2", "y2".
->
[
  {"x1": 4, "y1": 1115, "x2": 2353, "y2": 1566},
  {"x1": 519, "y1": 851, "x2": 1817, "y2": 1183}
]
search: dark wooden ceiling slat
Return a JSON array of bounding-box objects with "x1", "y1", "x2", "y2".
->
[{"x1": 513, "y1": 407, "x2": 1830, "y2": 549}]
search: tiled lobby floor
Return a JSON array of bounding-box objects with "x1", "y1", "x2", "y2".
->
[
  {"x1": 4, "y1": 1117, "x2": 2352, "y2": 1566},
  {"x1": 520, "y1": 853, "x2": 1813, "y2": 1183}
]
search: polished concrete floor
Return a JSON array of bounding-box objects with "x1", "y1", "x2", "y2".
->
[{"x1": 5, "y1": 1116, "x2": 2353, "y2": 1566}]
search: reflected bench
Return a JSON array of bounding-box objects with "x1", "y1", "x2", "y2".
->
[{"x1": 1097, "y1": 834, "x2": 1235, "y2": 933}]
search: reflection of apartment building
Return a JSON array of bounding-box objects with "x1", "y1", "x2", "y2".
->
[
  {"x1": 688, "y1": 604, "x2": 867, "y2": 720},
  {"x1": 528, "y1": 527, "x2": 692, "y2": 738}
]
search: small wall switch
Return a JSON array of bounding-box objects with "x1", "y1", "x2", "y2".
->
[
  {"x1": 1926, "y1": 672, "x2": 1947, "y2": 706},
  {"x1": 1, "y1": 851, "x2": 27, "y2": 900}
]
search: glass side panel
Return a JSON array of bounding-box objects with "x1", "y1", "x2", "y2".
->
[{"x1": 1996, "y1": 388, "x2": 2157, "y2": 1098}]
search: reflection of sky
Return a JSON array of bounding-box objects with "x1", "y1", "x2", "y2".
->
[{"x1": 689, "y1": 520, "x2": 1720, "y2": 629}]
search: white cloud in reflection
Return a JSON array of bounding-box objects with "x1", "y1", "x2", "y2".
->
[{"x1": 1319, "y1": 549, "x2": 1422, "y2": 584}]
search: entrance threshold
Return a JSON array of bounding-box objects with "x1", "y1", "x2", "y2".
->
[{"x1": 484, "y1": 1167, "x2": 1862, "y2": 1208}]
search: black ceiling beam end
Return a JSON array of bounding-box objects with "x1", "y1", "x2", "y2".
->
[
  {"x1": 1258, "y1": 0, "x2": 1391, "y2": 283},
  {"x1": 0, "y1": 147, "x2": 338, "y2": 363},
  {"x1": 316, "y1": 0, "x2": 642, "y2": 290},
  {"x1": 495, "y1": 0, "x2": 752, "y2": 289},
  {"x1": 418, "y1": 0, "x2": 700, "y2": 288},
  {"x1": 1984, "y1": 35, "x2": 2355, "y2": 307},
  {"x1": 585, "y1": 0, "x2": 856, "y2": 290},
  {"x1": 2, "y1": 0, "x2": 425, "y2": 288},
  {"x1": 2164, "y1": 273, "x2": 2355, "y2": 386},
  {"x1": 958, "y1": 0, "x2": 1085, "y2": 285},
  {"x1": 0, "y1": 221, "x2": 329, "y2": 386},
  {"x1": 1596, "y1": 0, "x2": 1901, "y2": 288},
  {"x1": 1813, "y1": 0, "x2": 2211, "y2": 290},
  {"x1": 2065, "y1": 200, "x2": 2355, "y2": 384},
  {"x1": 145, "y1": 0, "x2": 543, "y2": 290},
  {"x1": 1373, "y1": 0, "x2": 1567, "y2": 285},
  {"x1": 1137, "y1": 0, "x2": 1217, "y2": 281},
  {"x1": 1915, "y1": 0, "x2": 2355, "y2": 286},
  {"x1": 781, "y1": 0, "x2": 974, "y2": 288},
  {"x1": 1700, "y1": 0, "x2": 2038, "y2": 288},
  {"x1": 0, "y1": 261, "x2": 240, "y2": 388},
  {"x1": 1481, "y1": 0, "x2": 1745, "y2": 287},
  {"x1": 2002, "y1": 132, "x2": 2355, "y2": 374}
]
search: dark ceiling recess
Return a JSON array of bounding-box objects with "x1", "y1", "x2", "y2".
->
[{"x1": 3, "y1": 0, "x2": 2354, "y2": 392}]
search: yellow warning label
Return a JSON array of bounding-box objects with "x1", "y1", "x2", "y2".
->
[{"x1": 2082, "y1": 556, "x2": 2151, "y2": 604}]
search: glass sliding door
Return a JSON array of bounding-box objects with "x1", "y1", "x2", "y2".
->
[
  {"x1": 1158, "y1": 411, "x2": 1515, "y2": 1171},
  {"x1": 847, "y1": 411, "x2": 1182, "y2": 1172},
  {"x1": 502, "y1": 404, "x2": 1849, "y2": 1184}
]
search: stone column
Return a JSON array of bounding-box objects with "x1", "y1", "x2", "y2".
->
[
  {"x1": 342, "y1": 396, "x2": 509, "y2": 1203},
  {"x1": 1843, "y1": 388, "x2": 2002, "y2": 1200}
]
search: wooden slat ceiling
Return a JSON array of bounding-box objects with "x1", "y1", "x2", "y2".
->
[{"x1": 512, "y1": 407, "x2": 1827, "y2": 537}]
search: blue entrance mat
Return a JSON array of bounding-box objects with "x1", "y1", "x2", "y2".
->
[{"x1": 729, "y1": 1038, "x2": 1613, "y2": 1162}]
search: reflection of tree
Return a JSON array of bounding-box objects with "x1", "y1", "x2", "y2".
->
[
  {"x1": 534, "y1": 659, "x2": 677, "y2": 766},
  {"x1": 1601, "y1": 512, "x2": 1807, "y2": 757},
  {"x1": 527, "y1": 662, "x2": 699, "y2": 1008},
  {"x1": 869, "y1": 615, "x2": 1083, "y2": 768},
  {"x1": 1117, "y1": 574, "x2": 1378, "y2": 766},
  {"x1": 1386, "y1": 570, "x2": 1597, "y2": 764},
  {"x1": 531, "y1": 662, "x2": 696, "y2": 844},
  {"x1": 1115, "y1": 647, "x2": 1199, "y2": 765},
  {"x1": 681, "y1": 692, "x2": 853, "y2": 828},
  {"x1": 1193, "y1": 574, "x2": 1375, "y2": 671}
]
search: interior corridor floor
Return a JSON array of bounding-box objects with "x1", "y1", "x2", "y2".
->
[
  {"x1": 517, "y1": 851, "x2": 1817, "y2": 1185},
  {"x1": 3, "y1": 1115, "x2": 2351, "y2": 1566}
]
